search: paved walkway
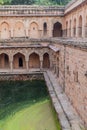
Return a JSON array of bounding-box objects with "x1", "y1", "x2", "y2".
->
[{"x1": 44, "y1": 70, "x2": 85, "y2": 130}]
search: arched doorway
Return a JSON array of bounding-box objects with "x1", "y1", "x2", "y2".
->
[
  {"x1": 43, "y1": 22, "x2": 47, "y2": 36},
  {"x1": 14, "y1": 22, "x2": 25, "y2": 37},
  {"x1": 29, "y1": 22, "x2": 39, "y2": 38},
  {"x1": 19, "y1": 57, "x2": 23, "y2": 67},
  {"x1": 13, "y1": 53, "x2": 26, "y2": 69},
  {"x1": 29, "y1": 53, "x2": 40, "y2": 68},
  {"x1": 78, "y1": 15, "x2": 82, "y2": 37},
  {"x1": 0, "y1": 53, "x2": 9, "y2": 68},
  {"x1": 53, "y1": 22, "x2": 62, "y2": 37},
  {"x1": 0, "y1": 22, "x2": 10, "y2": 39},
  {"x1": 43, "y1": 53, "x2": 50, "y2": 68}
]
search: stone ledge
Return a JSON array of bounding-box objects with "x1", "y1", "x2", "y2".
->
[
  {"x1": 44, "y1": 70, "x2": 85, "y2": 130},
  {"x1": 0, "y1": 37, "x2": 87, "y2": 49}
]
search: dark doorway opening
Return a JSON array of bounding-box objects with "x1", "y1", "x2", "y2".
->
[{"x1": 19, "y1": 57, "x2": 23, "y2": 67}]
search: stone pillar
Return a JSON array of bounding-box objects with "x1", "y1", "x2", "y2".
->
[
  {"x1": 10, "y1": 29, "x2": 14, "y2": 38},
  {"x1": 49, "y1": 56, "x2": 53, "y2": 70},
  {"x1": 39, "y1": 30, "x2": 43, "y2": 38},
  {"x1": 25, "y1": 55, "x2": 29, "y2": 71},
  {"x1": 25, "y1": 28, "x2": 29, "y2": 37},
  {"x1": 82, "y1": 15, "x2": 85, "y2": 38},
  {"x1": 40, "y1": 56, "x2": 43, "y2": 70},
  {"x1": 28, "y1": 30, "x2": 30, "y2": 37},
  {"x1": 13, "y1": 30, "x2": 15, "y2": 38},
  {"x1": 85, "y1": 26, "x2": 87, "y2": 37},
  {"x1": 10, "y1": 61, "x2": 13, "y2": 72},
  {"x1": 40, "y1": 60, "x2": 43, "y2": 70},
  {"x1": 26, "y1": 61, "x2": 29, "y2": 72},
  {"x1": 48, "y1": 22, "x2": 53, "y2": 37}
]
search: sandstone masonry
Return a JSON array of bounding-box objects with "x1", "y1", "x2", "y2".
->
[{"x1": 0, "y1": 0, "x2": 87, "y2": 128}]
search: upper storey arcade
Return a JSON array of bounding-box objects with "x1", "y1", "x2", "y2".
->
[
  {"x1": 0, "y1": 0, "x2": 87, "y2": 40},
  {"x1": 63, "y1": 0, "x2": 87, "y2": 38},
  {"x1": 0, "y1": 6, "x2": 64, "y2": 39}
]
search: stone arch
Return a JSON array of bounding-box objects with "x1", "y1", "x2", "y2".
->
[
  {"x1": 43, "y1": 53, "x2": 50, "y2": 68},
  {"x1": 73, "y1": 18, "x2": 76, "y2": 37},
  {"x1": 53, "y1": 22, "x2": 62, "y2": 37},
  {"x1": 0, "y1": 53, "x2": 10, "y2": 68},
  {"x1": 0, "y1": 22, "x2": 10, "y2": 39},
  {"x1": 13, "y1": 52, "x2": 26, "y2": 69},
  {"x1": 29, "y1": 22, "x2": 39, "y2": 38},
  {"x1": 78, "y1": 15, "x2": 82, "y2": 37},
  {"x1": 43, "y1": 22, "x2": 47, "y2": 36},
  {"x1": 29, "y1": 52, "x2": 40, "y2": 68},
  {"x1": 14, "y1": 21, "x2": 25, "y2": 37}
]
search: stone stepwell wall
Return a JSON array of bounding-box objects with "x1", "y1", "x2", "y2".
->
[{"x1": 0, "y1": 73, "x2": 44, "y2": 81}]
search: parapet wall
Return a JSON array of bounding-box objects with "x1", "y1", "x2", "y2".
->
[
  {"x1": 0, "y1": 5, "x2": 64, "y2": 16},
  {"x1": 0, "y1": 72, "x2": 44, "y2": 81}
]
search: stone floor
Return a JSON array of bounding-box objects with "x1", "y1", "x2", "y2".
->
[{"x1": 44, "y1": 70, "x2": 85, "y2": 130}]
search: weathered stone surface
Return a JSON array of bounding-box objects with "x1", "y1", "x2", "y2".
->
[{"x1": 44, "y1": 71, "x2": 85, "y2": 130}]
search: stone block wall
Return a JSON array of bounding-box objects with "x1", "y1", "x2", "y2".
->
[
  {"x1": 65, "y1": 46, "x2": 87, "y2": 125},
  {"x1": 0, "y1": 73, "x2": 44, "y2": 81},
  {"x1": 50, "y1": 42, "x2": 87, "y2": 126}
]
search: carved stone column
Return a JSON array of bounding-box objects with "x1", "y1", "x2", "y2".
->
[
  {"x1": 10, "y1": 29, "x2": 14, "y2": 38},
  {"x1": 25, "y1": 55, "x2": 29, "y2": 71},
  {"x1": 40, "y1": 56, "x2": 43, "y2": 70},
  {"x1": 9, "y1": 55, "x2": 13, "y2": 72},
  {"x1": 40, "y1": 60, "x2": 43, "y2": 70},
  {"x1": 26, "y1": 61, "x2": 29, "y2": 72}
]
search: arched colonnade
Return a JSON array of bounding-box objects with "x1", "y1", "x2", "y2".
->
[
  {"x1": 0, "y1": 52, "x2": 50, "y2": 72},
  {"x1": 66, "y1": 15, "x2": 87, "y2": 38},
  {"x1": 0, "y1": 21, "x2": 63, "y2": 39}
]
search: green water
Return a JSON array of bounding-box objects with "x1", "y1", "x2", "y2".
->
[{"x1": 0, "y1": 80, "x2": 61, "y2": 130}]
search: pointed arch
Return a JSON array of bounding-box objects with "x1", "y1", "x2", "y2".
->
[
  {"x1": 78, "y1": 15, "x2": 82, "y2": 37},
  {"x1": 43, "y1": 22, "x2": 47, "y2": 36},
  {"x1": 29, "y1": 22, "x2": 39, "y2": 38},
  {"x1": 0, "y1": 22, "x2": 10, "y2": 39},
  {"x1": 13, "y1": 52, "x2": 26, "y2": 69},
  {"x1": 0, "y1": 53, "x2": 10, "y2": 68},
  {"x1": 73, "y1": 18, "x2": 76, "y2": 37},
  {"x1": 53, "y1": 22, "x2": 62, "y2": 37},
  {"x1": 43, "y1": 53, "x2": 50, "y2": 68},
  {"x1": 14, "y1": 21, "x2": 25, "y2": 37},
  {"x1": 29, "y1": 52, "x2": 40, "y2": 68}
]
